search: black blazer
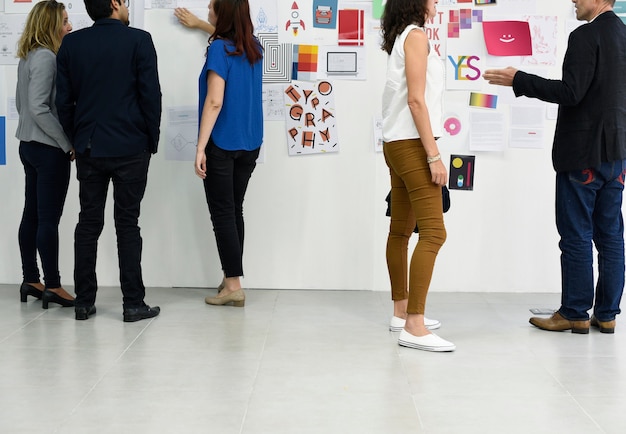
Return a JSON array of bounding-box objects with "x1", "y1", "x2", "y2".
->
[
  {"x1": 56, "y1": 19, "x2": 162, "y2": 157},
  {"x1": 512, "y1": 11, "x2": 626, "y2": 173}
]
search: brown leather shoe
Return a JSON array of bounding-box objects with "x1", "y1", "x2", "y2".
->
[
  {"x1": 590, "y1": 315, "x2": 615, "y2": 334},
  {"x1": 529, "y1": 312, "x2": 590, "y2": 334}
]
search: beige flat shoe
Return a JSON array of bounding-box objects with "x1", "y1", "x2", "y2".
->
[{"x1": 205, "y1": 289, "x2": 245, "y2": 307}]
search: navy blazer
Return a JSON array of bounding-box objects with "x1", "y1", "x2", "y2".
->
[
  {"x1": 513, "y1": 11, "x2": 626, "y2": 173},
  {"x1": 56, "y1": 19, "x2": 162, "y2": 157}
]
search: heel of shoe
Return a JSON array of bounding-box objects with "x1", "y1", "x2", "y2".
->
[
  {"x1": 233, "y1": 300, "x2": 245, "y2": 307},
  {"x1": 42, "y1": 299, "x2": 49, "y2": 309},
  {"x1": 571, "y1": 327, "x2": 590, "y2": 334},
  {"x1": 20, "y1": 282, "x2": 43, "y2": 302}
]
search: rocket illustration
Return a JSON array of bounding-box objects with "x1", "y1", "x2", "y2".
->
[{"x1": 285, "y1": 2, "x2": 306, "y2": 36}]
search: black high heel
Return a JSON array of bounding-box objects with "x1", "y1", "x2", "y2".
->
[
  {"x1": 42, "y1": 289, "x2": 75, "y2": 309},
  {"x1": 20, "y1": 282, "x2": 43, "y2": 302}
]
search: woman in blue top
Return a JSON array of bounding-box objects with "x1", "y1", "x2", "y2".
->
[
  {"x1": 16, "y1": 0, "x2": 75, "y2": 309},
  {"x1": 195, "y1": 0, "x2": 263, "y2": 307}
]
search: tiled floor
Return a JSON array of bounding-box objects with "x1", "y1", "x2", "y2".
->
[{"x1": 1, "y1": 284, "x2": 625, "y2": 434}]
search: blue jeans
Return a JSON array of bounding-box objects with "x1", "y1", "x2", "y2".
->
[
  {"x1": 202, "y1": 139, "x2": 259, "y2": 278},
  {"x1": 556, "y1": 160, "x2": 626, "y2": 322},
  {"x1": 18, "y1": 141, "x2": 71, "y2": 288},
  {"x1": 74, "y1": 151, "x2": 151, "y2": 308}
]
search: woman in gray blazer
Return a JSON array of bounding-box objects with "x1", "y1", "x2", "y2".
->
[{"x1": 16, "y1": 0, "x2": 75, "y2": 308}]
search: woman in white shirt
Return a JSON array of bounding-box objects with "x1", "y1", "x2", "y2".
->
[{"x1": 381, "y1": 0, "x2": 454, "y2": 352}]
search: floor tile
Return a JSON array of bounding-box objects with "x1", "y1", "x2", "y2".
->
[{"x1": 1, "y1": 284, "x2": 624, "y2": 433}]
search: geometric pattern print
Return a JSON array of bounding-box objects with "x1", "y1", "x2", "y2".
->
[{"x1": 258, "y1": 33, "x2": 292, "y2": 83}]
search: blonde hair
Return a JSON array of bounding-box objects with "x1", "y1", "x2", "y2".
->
[{"x1": 17, "y1": 0, "x2": 66, "y2": 58}]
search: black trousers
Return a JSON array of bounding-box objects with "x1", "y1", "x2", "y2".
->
[
  {"x1": 74, "y1": 151, "x2": 151, "y2": 308},
  {"x1": 203, "y1": 139, "x2": 259, "y2": 278},
  {"x1": 18, "y1": 141, "x2": 71, "y2": 288}
]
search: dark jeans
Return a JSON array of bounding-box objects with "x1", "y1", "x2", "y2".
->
[
  {"x1": 74, "y1": 152, "x2": 151, "y2": 308},
  {"x1": 203, "y1": 139, "x2": 259, "y2": 277},
  {"x1": 556, "y1": 160, "x2": 626, "y2": 321},
  {"x1": 18, "y1": 141, "x2": 71, "y2": 288}
]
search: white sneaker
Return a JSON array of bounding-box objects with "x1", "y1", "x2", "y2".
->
[
  {"x1": 389, "y1": 316, "x2": 441, "y2": 332},
  {"x1": 398, "y1": 329, "x2": 456, "y2": 352}
]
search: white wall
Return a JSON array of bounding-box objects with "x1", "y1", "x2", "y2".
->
[{"x1": 0, "y1": 2, "x2": 597, "y2": 293}]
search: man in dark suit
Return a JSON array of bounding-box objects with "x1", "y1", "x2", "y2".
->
[
  {"x1": 484, "y1": 0, "x2": 626, "y2": 334},
  {"x1": 56, "y1": 0, "x2": 162, "y2": 321}
]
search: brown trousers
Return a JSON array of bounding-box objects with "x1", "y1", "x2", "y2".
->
[{"x1": 383, "y1": 139, "x2": 446, "y2": 314}]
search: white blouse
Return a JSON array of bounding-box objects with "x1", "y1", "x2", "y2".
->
[{"x1": 382, "y1": 24, "x2": 444, "y2": 142}]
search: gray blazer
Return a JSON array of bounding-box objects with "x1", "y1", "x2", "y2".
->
[{"x1": 16, "y1": 47, "x2": 71, "y2": 153}]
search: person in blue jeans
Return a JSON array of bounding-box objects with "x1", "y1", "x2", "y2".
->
[
  {"x1": 194, "y1": 0, "x2": 263, "y2": 307},
  {"x1": 16, "y1": 0, "x2": 75, "y2": 309},
  {"x1": 484, "y1": 0, "x2": 626, "y2": 334}
]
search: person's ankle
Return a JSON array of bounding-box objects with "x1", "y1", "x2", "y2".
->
[
  {"x1": 27, "y1": 282, "x2": 45, "y2": 291},
  {"x1": 404, "y1": 324, "x2": 430, "y2": 337}
]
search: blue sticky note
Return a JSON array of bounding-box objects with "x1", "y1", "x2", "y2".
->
[{"x1": 0, "y1": 116, "x2": 6, "y2": 165}]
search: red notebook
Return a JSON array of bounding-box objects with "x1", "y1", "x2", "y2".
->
[{"x1": 338, "y1": 9, "x2": 364, "y2": 46}]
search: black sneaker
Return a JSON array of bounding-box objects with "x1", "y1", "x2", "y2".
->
[{"x1": 123, "y1": 304, "x2": 160, "y2": 322}]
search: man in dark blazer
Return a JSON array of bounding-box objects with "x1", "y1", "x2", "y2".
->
[
  {"x1": 56, "y1": 0, "x2": 162, "y2": 321},
  {"x1": 484, "y1": 0, "x2": 626, "y2": 334}
]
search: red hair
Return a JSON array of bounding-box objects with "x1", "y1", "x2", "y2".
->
[{"x1": 209, "y1": 0, "x2": 262, "y2": 64}]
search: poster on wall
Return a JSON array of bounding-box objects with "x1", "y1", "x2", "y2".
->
[
  {"x1": 250, "y1": 0, "x2": 280, "y2": 34},
  {"x1": 482, "y1": 20, "x2": 532, "y2": 56},
  {"x1": 258, "y1": 32, "x2": 293, "y2": 83},
  {"x1": 4, "y1": 0, "x2": 38, "y2": 14},
  {"x1": 291, "y1": 44, "x2": 318, "y2": 81},
  {"x1": 425, "y1": 5, "x2": 447, "y2": 59},
  {"x1": 441, "y1": 103, "x2": 470, "y2": 146},
  {"x1": 312, "y1": 0, "x2": 338, "y2": 30},
  {"x1": 372, "y1": 113, "x2": 383, "y2": 153},
  {"x1": 446, "y1": 27, "x2": 485, "y2": 90},
  {"x1": 616, "y1": 1, "x2": 626, "y2": 24},
  {"x1": 165, "y1": 106, "x2": 198, "y2": 162},
  {"x1": 278, "y1": 0, "x2": 313, "y2": 43},
  {"x1": 262, "y1": 84, "x2": 286, "y2": 121},
  {"x1": 284, "y1": 80, "x2": 338, "y2": 155},
  {"x1": 469, "y1": 110, "x2": 505, "y2": 151},
  {"x1": 0, "y1": 116, "x2": 6, "y2": 165},
  {"x1": 316, "y1": 45, "x2": 366, "y2": 80},
  {"x1": 4, "y1": 0, "x2": 141, "y2": 29},
  {"x1": 337, "y1": 7, "x2": 365, "y2": 46},
  {"x1": 0, "y1": 13, "x2": 27, "y2": 65},
  {"x1": 5, "y1": 0, "x2": 87, "y2": 15},
  {"x1": 520, "y1": 15, "x2": 557, "y2": 66},
  {"x1": 449, "y1": 155, "x2": 475, "y2": 190}
]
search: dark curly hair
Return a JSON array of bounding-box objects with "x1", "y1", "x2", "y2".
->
[{"x1": 381, "y1": 0, "x2": 428, "y2": 55}]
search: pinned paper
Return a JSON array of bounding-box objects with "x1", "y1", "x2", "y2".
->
[
  {"x1": 292, "y1": 44, "x2": 318, "y2": 81},
  {"x1": 469, "y1": 92, "x2": 498, "y2": 109},
  {"x1": 0, "y1": 116, "x2": 5, "y2": 165},
  {"x1": 449, "y1": 155, "x2": 475, "y2": 191},
  {"x1": 482, "y1": 21, "x2": 532, "y2": 56},
  {"x1": 338, "y1": 9, "x2": 365, "y2": 46}
]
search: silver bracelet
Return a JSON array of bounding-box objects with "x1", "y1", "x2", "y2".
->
[{"x1": 427, "y1": 154, "x2": 441, "y2": 164}]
